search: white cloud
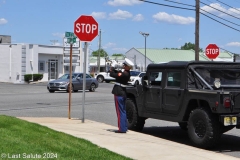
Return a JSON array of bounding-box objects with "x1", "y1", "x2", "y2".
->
[
  {"x1": 107, "y1": 0, "x2": 142, "y2": 6},
  {"x1": 226, "y1": 42, "x2": 240, "y2": 47},
  {"x1": 0, "y1": 18, "x2": 7, "y2": 25},
  {"x1": 91, "y1": 12, "x2": 106, "y2": 19},
  {"x1": 52, "y1": 33, "x2": 64, "y2": 38},
  {"x1": 132, "y1": 14, "x2": 144, "y2": 21},
  {"x1": 109, "y1": 9, "x2": 133, "y2": 20},
  {"x1": 153, "y1": 12, "x2": 195, "y2": 25},
  {"x1": 201, "y1": 3, "x2": 240, "y2": 18}
]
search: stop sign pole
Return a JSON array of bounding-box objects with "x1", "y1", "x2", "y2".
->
[
  {"x1": 74, "y1": 15, "x2": 99, "y2": 123},
  {"x1": 205, "y1": 44, "x2": 220, "y2": 60}
]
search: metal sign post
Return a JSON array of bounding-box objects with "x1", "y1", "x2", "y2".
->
[
  {"x1": 65, "y1": 31, "x2": 76, "y2": 119},
  {"x1": 82, "y1": 42, "x2": 88, "y2": 123},
  {"x1": 74, "y1": 15, "x2": 99, "y2": 123}
]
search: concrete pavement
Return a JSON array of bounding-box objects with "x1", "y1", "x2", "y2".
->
[{"x1": 18, "y1": 117, "x2": 239, "y2": 160}]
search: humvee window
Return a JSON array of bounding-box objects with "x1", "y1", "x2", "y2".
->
[
  {"x1": 149, "y1": 72, "x2": 162, "y2": 86},
  {"x1": 167, "y1": 72, "x2": 181, "y2": 87}
]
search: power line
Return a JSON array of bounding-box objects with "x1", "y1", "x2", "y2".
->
[
  {"x1": 201, "y1": 12, "x2": 240, "y2": 32},
  {"x1": 215, "y1": 0, "x2": 240, "y2": 13},
  {"x1": 162, "y1": 0, "x2": 195, "y2": 7},
  {"x1": 200, "y1": 8, "x2": 240, "y2": 27},
  {"x1": 138, "y1": 0, "x2": 195, "y2": 11},
  {"x1": 139, "y1": 0, "x2": 240, "y2": 32},
  {"x1": 200, "y1": 1, "x2": 240, "y2": 20}
]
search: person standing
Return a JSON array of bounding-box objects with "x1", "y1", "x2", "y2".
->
[{"x1": 109, "y1": 59, "x2": 133, "y2": 133}]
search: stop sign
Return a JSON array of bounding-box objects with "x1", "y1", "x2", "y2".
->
[
  {"x1": 205, "y1": 44, "x2": 219, "y2": 59},
  {"x1": 74, "y1": 15, "x2": 98, "y2": 42}
]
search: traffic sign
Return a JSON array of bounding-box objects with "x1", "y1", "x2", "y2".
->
[
  {"x1": 74, "y1": 15, "x2": 98, "y2": 42},
  {"x1": 205, "y1": 44, "x2": 219, "y2": 59}
]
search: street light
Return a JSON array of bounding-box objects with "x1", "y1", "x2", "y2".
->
[{"x1": 139, "y1": 31, "x2": 149, "y2": 71}]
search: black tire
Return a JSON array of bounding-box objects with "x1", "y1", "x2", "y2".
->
[
  {"x1": 187, "y1": 108, "x2": 222, "y2": 149},
  {"x1": 48, "y1": 90, "x2": 55, "y2": 93},
  {"x1": 134, "y1": 80, "x2": 139, "y2": 85},
  {"x1": 126, "y1": 98, "x2": 145, "y2": 131},
  {"x1": 105, "y1": 80, "x2": 110, "y2": 83},
  {"x1": 89, "y1": 83, "x2": 96, "y2": 92},
  {"x1": 178, "y1": 122, "x2": 188, "y2": 131},
  {"x1": 97, "y1": 76, "x2": 104, "y2": 83}
]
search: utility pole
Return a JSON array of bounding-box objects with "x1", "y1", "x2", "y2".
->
[
  {"x1": 97, "y1": 29, "x2": 101, "y2": 73},
  {"x1": 195, "y1": 0, "x2": 200, "y2": 61}
]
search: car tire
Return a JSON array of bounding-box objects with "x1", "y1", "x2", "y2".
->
[
  {"x1": 97, "y1": 76, "x2": 104, "y2": 83},
  {"x1": 134, "y1": 80, "x2": 139, "y2": 85},
  {"x1": 48, "y1": 90, "x2": 55, "y2": 93},
  {"x1": 178, "y1": 122, "x2": 188, "y2": 131},
  {"x1": 187, "y1": 107, "x2": 222, "y2": 149},
  {"x1": 126, "y1": 98, "x2": 145, "y2": 132},
  {"x1": 89, "y1": 83, "x2": 96, "y2": 92},
  {"x1": 105, "y1": 80, "x2": 110, "y2": 83}
]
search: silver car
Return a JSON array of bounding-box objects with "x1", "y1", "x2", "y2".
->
[{"x1": 47, "y1": 73, "x2": 99, "y2": 93}]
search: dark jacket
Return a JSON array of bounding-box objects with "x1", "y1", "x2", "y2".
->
[{"x1": 110, "y1": 69, "x2": 130, "y2": 97}]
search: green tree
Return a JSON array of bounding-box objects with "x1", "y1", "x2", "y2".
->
[
  {"x1": 91, "y1": 49, "x2": 108, "y2": 57},
  {"x1": 112, "y1": 53, "x2": 125, "y2": 56},
  {"x1": 180, "y1": 42, "x2": 203, "y2": 52}
]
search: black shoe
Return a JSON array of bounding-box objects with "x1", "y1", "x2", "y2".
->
[{"x1": 114, "y1": 131, "x2": 126, "y2": 133}]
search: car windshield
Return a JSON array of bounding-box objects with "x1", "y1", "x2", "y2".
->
[
  {"x1": 58, "y1": 74, "x2": 78, "y2": 79},
  {"x1": 195, "y1": 68, "x2": 240, "y2": 86},
  {"x1": 130, "y1": 71, "x2": 141, "y2": 76}
]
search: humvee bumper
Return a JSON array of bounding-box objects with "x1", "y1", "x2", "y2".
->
[{"x1": 220, "y1": 114, "x2": 240, "y2": 127}]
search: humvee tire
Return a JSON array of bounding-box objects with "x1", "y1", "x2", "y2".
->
[
  {"x1": 187, "y1": 108, "x2": 222, "y2": 149},
  {"x1": 126, "y1": 98, "x2": 145, "y2": 131}
]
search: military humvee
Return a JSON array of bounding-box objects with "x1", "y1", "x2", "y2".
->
[{"x1": 125, "y1": 61, "x2": 240, "y2": 149}]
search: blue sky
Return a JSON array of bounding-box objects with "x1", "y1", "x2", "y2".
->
[{"x1": 0, "y1": 0, "x2": 240, "y2": 55}]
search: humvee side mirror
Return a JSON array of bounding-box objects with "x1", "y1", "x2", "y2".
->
[{"x1": 142, "y1": 75, "x2": 148, "y2": 86}]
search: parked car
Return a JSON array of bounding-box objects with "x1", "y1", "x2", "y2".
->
[
  {"x1": 128, "y1": 72, "x2": 146, "y2": 85},
  {"x1": 47, "y1": 73, "x2": 98, "y2": 93},
  {"x1": 95, "y1": 70, "x2": 142, "y2": 83}
]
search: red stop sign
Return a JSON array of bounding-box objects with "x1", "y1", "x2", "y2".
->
[
  {"x1": 74, "y1": 15, "x2": 98, "y2": 42},
  {"x1": 205, "y1": 44, "x2": 219, "y2": 59}
]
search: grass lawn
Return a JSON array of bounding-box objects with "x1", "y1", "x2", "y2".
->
[{"x1": 0, "y1": 115, "x2": 132, "y2": 160}]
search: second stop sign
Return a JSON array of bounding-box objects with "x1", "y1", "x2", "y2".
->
[{"x1": 205, "y1": 44, "x2": 219, "y2": 59}]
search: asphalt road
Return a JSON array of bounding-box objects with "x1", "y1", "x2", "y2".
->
[{"x1": 1, "y1": 82, "x2": 240, "y2": 158}]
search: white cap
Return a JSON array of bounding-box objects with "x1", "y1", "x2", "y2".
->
[{"x1": 123, "y1": 58, "x2": 134, "y2": 68}]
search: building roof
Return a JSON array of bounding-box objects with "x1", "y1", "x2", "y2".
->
[{"x1": 134, "y1": 48, "x2": 233, "y2": 63}]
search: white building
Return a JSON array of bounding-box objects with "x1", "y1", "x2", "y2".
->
[{"x1": 0, "y1": 42, "x2": 90, "y2": 83}]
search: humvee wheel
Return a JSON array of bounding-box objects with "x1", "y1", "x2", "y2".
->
[
  {"x1": 188, "y1": 108, "x2": 222, "y2": 149},
  {"x1": 126, "y1": 98, "x2": 145, "y2": 131}
]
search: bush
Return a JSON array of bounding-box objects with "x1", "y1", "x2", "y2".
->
[{"x1": 24, "y1": 74, "x2": 43, "y2": 83}]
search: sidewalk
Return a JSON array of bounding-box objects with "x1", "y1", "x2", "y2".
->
[{"x1": 18, "y1": 117, "x2": 239, "y2": 160}]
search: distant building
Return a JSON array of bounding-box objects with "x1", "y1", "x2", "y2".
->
[
  {"x1": 0, "y1": 42, "x2": 87, "y2": 83},
  {"x1": 125, "y1": 48, "x2": 235, "y2": 71},
  {"x1": 0, "y1": 35, "x2": 11, "y2": 44}
]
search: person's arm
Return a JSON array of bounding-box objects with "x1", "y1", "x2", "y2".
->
[{"x1": 109, "y1": 68, "x2": 119, "y2": 78}]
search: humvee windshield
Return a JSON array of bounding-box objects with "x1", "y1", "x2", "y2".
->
[{"x1": 195, "y1": 68, "x2": 240, "y2": 87}]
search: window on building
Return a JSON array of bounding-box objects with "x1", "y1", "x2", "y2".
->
[
  {"x1": 65, "y1": 66, "x2": 69, "y2": 72},
  {"x1": 38, "y1": 61, "x2": 45, "y2": 72}
]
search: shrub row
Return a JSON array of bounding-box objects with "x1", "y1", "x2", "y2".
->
[{"x1": 24, "y1": 74, "x2": 43, "y2": 83}]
